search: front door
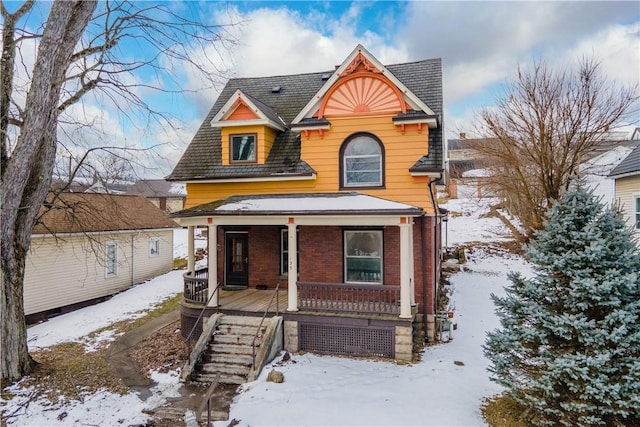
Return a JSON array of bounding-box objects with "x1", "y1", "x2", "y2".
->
[{"x1": 225, "y1": 232, "x2": 249, "y2": 288}]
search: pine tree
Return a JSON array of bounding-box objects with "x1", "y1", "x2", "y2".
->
[{"x1": 484, "y1": 181, "x2": 640, "y2": 426}]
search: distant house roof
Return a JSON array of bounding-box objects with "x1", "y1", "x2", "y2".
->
[
  {"x1": 127, "y1": 179, "x2": 186, "y2": 198},
  {"x1": 33, "y1": 193, "x2": 179, "y2": 235},
  {"x1": 608, "y1": 144, "x2": 640, "y2": 178},
  {"x1": 171, "y1": 192, "x2": 424, "y2": 217},
  {"x1": 168, "y1": 54, "x2": 443, "y2": 181}
]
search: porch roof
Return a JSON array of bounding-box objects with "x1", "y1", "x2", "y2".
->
[{"x1": 172, "y1": 192, "x2": 423, "y2": 218}]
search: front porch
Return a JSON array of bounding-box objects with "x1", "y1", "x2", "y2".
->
[
  {"x1": 183, "y1": 268, "x2": 403, "y2": 317},
  {"x1": 181, "y1": 269, "x2": 415, "y2": 361},
  {"x1": 175, "y1": 193, "x2": 432, "y2": 361}
]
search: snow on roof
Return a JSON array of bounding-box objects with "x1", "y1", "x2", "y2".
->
[
  {"x1": 174, "y1": 192, "x2": 423, "y2": 217},
  {"x1": 462, "y1": 168, "x2": 490, "y2": 178}
]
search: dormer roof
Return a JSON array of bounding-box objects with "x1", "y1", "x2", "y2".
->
[{"x1": 211, "y1": 89, "x2": 286, "y2": 131}]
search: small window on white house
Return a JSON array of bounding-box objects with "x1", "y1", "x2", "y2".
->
[
  {"x1": 106, "y1": 241, "x2": 118, "y2": 277},
  {"x1": 149, "y1": 237, "x2": 160, "y2": 257},
  {"x1": 344, "y1": 230, "x2": 383, "y2": 284},
  {"x1": 635, "y1": 196, "x2": 640, "y2": 229}
]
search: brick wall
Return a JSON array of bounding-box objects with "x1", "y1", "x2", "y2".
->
[{"x1": 209, "y1": 220, "x2": 441, "y2": 317}]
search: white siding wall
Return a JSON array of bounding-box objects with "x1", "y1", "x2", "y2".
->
[
  {"x1": 24, "y1": 229, "x2": 174, "y2": 315},
  {"x1": 614, "y1": 175, "x2": 640, "y2": 237}
]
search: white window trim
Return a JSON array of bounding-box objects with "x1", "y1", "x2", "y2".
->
[
  {"x1": 343, "y1": 154, "x2": 383, "y2": 187},
  {"x1": 344, "y1": 230, "x2": 383, "y2": 284},
  {"x1": 634, "y1": 195, "x2": 640, "y2": 230},
  {"x1": 105, "y1": 241, "x2": 118, "y2": 278},
  {"x1": 149, "y1": 237, "x2": 160, "y2": 257}
]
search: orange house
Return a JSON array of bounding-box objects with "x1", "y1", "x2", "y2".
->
[{"x1": 168, "y1": 45, "x2": 444, "y2": 361}]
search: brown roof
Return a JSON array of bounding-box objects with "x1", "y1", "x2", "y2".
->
[{"x1": 33, "y1": 193, "x2": 179, "y2": 235}]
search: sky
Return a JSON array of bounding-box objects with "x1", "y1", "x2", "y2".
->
[{"x1": 5, "y1": 1, "x2": 640, "y2": 178}]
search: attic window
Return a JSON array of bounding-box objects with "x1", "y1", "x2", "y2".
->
[
  {"x1": 230, "y1": 134, "x2": 257, "y2": 163},
  {"x1": 271, "y1": 86, "x2": 281, "y2": 93}
]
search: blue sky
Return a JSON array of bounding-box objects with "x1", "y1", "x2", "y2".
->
[{"x1": 7, "y1": 1, "x2": 640, "y2": 178}]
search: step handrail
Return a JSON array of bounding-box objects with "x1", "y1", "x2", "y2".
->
[
  {"x1": 184, "y1": 281, "x2": 222, "y2": 361},
  {"x1": 251, "y1": 283, "x2": 279, "y2": 370},
  {"x1": 196, "y1": 372, "x2": 220, "y2": 425}
]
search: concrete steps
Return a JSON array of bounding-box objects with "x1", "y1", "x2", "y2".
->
[{"x1": 193, "y1": 315, "x2": 265, "y2": 385}]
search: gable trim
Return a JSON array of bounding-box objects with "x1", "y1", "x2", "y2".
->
[
  {"x1": 211, "y1": 89, "x2": 286, "y2": 131},
  {"x1": 292, "y1": 44, "x2": 437, "y2": 124}
]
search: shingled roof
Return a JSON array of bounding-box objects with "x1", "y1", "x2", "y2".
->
[
  {"x1": 608, "y1": 144, "x2": 640, "y2": 178},
  {"x1": 168, "y1": 55, "x2": 443, "y2": 182},
  {"x1": 33, "y1": 193, "x2": 178, "y2": 235}
]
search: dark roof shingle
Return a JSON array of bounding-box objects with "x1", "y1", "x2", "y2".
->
[
  {"x1": 169, "y1": 57, "x2": 443, "y2": 181},
  {"x1": 34, "y1": 193, "x2": 179, "y2": 235},
  {"x1": 608, "y1": 144, "x2": 640, "y2": 178}
]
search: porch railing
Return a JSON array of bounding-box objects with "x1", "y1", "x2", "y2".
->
[
  {"x1": 183, "y1": 267, "x2": 208, "y2": 304},
  {"x1": 297, "y1": 282, "x2": 401, "y2": 315}
]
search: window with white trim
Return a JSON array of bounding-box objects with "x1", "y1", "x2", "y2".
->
[
  {"x1": 230, "y1": 134, "x2": 257, "y2": 162},
  {"x1": 341, "y1": 134, "x2": 384, "y2": 188},
  {"x1": 105, "y1": 241, "x2": 118, "y2": 277},
  {"x1": 344, "y1": 230, "x2": 383, "y2": 284},
  {"x1": 149, "y1": 237, "x2": 160, "y2": 257},
  {"x1": 635, "y1": 196, "x2": 640, "y2": 229},
  {"x1": 280, "y1": 229, "x2": 300, "y2": 276}
]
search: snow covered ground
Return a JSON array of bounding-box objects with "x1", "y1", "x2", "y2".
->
[{"x1": 2, "y1": 201, "x2": 532, "y2": 426}]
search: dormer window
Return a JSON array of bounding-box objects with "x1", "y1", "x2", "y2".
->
[
  {"x1": 340, "y1": 133, "x2": 385, "y2": 188},
  {"x1": 230, "y1": 134, "x2": 257, "y2": 163}
]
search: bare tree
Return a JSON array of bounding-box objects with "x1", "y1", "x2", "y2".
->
[
  {"x1": 1, "y1": 0, "x2": 235, "y2": 382},
  {"x1": 471, "y1": 58, "x2": 638, "y2": 238}
]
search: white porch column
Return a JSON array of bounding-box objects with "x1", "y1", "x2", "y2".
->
[
  {"x1": 409, "y1": 221, "x2": 416, "y2": 306},
  {"x1": 207, "y1": 223, "x2": 219, "y2": 307},
  {"x1": 187, "y1": 226, "x2": 195, "y2": 273},
  {"x1": 287, "y1": 219, "x2": 298, "y2": 312},
  {"x1": 399, "y1": 219, "x2": 412, "y2": 319}
]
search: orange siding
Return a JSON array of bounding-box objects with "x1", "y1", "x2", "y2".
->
[
  {"x1": 227, "y1": 104, "x2": 259, "y2": 120},
  {"x1": 188, "y1": 114, "x2": 436, "y2": 214}
]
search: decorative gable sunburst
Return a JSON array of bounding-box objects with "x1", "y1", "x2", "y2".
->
[
  {"x1": 211, "y1": 89, "x2": 286, "y2": 131},
  {"x1": 292, "y1": 44, "x2": 438, "y2": 128},
  {"x1": 320, "y1": 74, "x2": 405, "y2": 116}
]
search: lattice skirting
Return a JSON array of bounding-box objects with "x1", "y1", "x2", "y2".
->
[{"x1": 298, "y1": 323, "x2": 395, "y2": 358}]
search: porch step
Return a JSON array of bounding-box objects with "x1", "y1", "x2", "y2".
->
[
  {"x1": 200, "y1": 362, "x2": 251, "y2": 376},
  {"x1": 190, "y1": 314, "x2": 268, "y2": 386},
  {"x1": 219, "y1": 315, "x2": 263, "y2": 327},
  {"x1": 208, "y1": 343, "x2": 255, "y2": 356},
  {"x1": 195, "y1": 371, "x2": 247, "y2": 385},
  {"x1": 203, "y1": 353, "x2": 253, "y2": 366},
  {"x1": 215, "y1": 324, "x2": 267, "y2": 338}
]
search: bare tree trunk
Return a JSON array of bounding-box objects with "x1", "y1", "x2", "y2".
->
[{"x1": 1, "y1": 0, "x2": 97, "y2": 383}]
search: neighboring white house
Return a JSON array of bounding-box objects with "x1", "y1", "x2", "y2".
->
[
  {"x1": 581, "y1": 143, "x2": 639, "y2": 207},
  {"x1": 608, "y1": 144, "x2": 640, "y2": 236},
  {"x1": 24, "y1": 193, "x2": 179, "y2": 323}
]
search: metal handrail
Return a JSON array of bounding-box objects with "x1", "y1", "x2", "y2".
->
[
  {"x1": 196, "y1": 372, "x2": 220, "y2": 425},
  {"x1": 184, "y1": 281, "x2": 222, "y2": 362},
  {"x1": 251, "y1": 283, "x2": 280, "y2": 370}
]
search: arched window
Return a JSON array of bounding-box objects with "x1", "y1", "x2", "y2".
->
[{"x1": 340, "y1": 133, "x2": 384, "y2": 188}]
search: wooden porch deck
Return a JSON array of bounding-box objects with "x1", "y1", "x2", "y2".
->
[{"x1": 217, "y1": 288, "x2": 288, "y2": 315}]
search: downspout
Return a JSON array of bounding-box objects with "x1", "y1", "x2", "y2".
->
[
  {"x1": 131, "y1": 233, "x2": 135, "y2": 286},
  {"x1": 426, "y1": 174, "x2": 442, "y2": 341}
]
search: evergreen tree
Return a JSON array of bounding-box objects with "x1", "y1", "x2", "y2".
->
[{"x1": 484, "y1": 181, "x2": 640, "y2": 426}]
